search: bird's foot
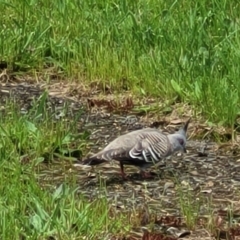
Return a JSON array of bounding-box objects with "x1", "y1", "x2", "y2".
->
[
  {"x1": 140, "y1": 170, "x2": 155, "y2": 179},
  {"x1": 119, "y1": 171, "x2": 128, "y2": 180},
  {"x1": 121, "y1": 175, "x2": 128, "y2": 180}
]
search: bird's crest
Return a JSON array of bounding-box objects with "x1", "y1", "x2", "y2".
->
[{"x1": 177, "y1": 118, "x2": 191, "y2": 136}]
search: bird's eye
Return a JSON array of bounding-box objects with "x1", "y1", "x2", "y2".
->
[{"x1": 178, "y1": 138, "x2": 184, "y2": 145}]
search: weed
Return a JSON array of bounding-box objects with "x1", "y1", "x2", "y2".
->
[
  {"x1": 176, "y1": 184, "x2": 201, "y2": 230},
  {"x1": 0, "y1": 92, "x2": 89, "y2": 163}
]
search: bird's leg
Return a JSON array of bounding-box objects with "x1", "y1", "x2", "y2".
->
[{"x1": 119, "y1": 162, "x2": 127, "y2": 180}]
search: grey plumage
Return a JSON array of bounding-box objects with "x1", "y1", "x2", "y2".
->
[{"x1": 82, "y1": 118, "x2": 190, "y2": 178}]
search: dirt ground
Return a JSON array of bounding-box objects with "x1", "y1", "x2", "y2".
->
[{"x1": 1, "y1": 78, "x2": 240, "y2": 240}]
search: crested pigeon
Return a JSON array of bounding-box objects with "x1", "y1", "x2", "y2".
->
[{"x1": 82, "y1": 118, "x2": 190, "y2": 178}]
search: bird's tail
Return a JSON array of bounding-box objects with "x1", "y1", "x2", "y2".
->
[{"x1": 82, "y1": 157, "x2": 107, "y2": 165}]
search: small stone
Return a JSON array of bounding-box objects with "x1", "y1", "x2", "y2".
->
[
  {"x1": 190, "y1": 170, "x2": 198, "y2": 175},
  {"x1": 181, "y1": 180, "x2": 189, "y2": 186},
  {"x1": 166, "y1": 227, "x2": 191, "y2": 238},
  {"x1": 201, "y1": 189, "x2": 212, "y2": 194},
  {"x1": 206, "y1": 181, "x2": 214, "y2": 187},
  {"x1": 164, "y1": 182, "x2": 175, "y2": 191}
]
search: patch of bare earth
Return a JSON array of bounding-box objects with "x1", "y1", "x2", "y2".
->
[{"x1": 1, "y1": 72, "x2": 240, "y2": 239}]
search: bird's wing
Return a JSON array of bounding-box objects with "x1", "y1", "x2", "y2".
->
[
  {"x1": 83, "y1": 130, "x2": 171, "y2": 165},
  {"x1": 83, "y1": 147, "x2": 131, "y2": 165},
  {"x1": 129, "y1": 131, "x2": 171, "y2": 163}
]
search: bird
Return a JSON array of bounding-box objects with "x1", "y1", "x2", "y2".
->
[{"x1": 82, "y1": 118, "x2": 190, "y2": 179}]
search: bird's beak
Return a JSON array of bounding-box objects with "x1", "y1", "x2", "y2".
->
[{"x1": 183, "y1": 147, "x2": 187, "y2": 153}]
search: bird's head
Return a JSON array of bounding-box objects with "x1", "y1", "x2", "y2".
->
[
  {"x1": 168, "y1": 118, "x2": 190, "y2": 153},
  {"x1": 169, "y1": 134, "x2": 187, "y2": 153}
]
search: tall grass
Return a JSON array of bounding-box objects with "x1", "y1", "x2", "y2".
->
[{"x1": 1, "y1": 0, "x2": 240, "y2": 127}]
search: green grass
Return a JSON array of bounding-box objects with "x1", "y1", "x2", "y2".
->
[
  {"x1": 176, "y1": 184, "x2": 202, "y2": 230},
  {"x1": 1, "y1": 0, "x2": 240, "y2": 236},
  {"x1": 0, "y1": 176, "x2": 128, "y2": 239},
  {"x1": 1, "y1": 0, "x2": 240, "y2": 129},
  {"x1": 0, "y1": 92, "x2": 88, "y2": 161},
  {"x1": 0, "y1": 94, "x2": 131, "y2": 239}
]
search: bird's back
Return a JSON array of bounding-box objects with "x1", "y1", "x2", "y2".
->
[
  {"x1": 104, "y1": 128, "x2": 166, "y2": 150},
  {"x1": 90, "y1": 128, "x2": 171, "y2": 163}
]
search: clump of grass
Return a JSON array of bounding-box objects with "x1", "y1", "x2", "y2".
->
[
  {"x1": 0, "y1": 175, "x2": 129, "y2": 239},
  {"x1": 1, "y1": 0, "x2": 240, "y2": 127},
  {"x1": 176, "y1": 184, "x2": 202, "y2": 230},
  {"x1": 0, "y1": 91, "x2": 89, "y2": 163}
]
